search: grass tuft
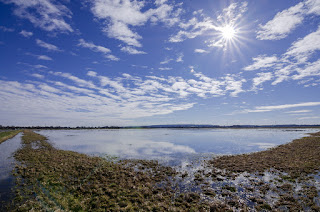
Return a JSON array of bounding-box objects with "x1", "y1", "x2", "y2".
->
[{"x1": 0, "y1": 130, "x2": 21, "y2": 144}]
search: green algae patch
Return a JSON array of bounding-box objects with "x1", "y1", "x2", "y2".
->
[
  {"x1": 10, "y1": 130, "x2": 227, "y2": 211},
  {"x1": 209, "y1": 132, "x2": 320, "y2": 178},
  {"x1": 0, "y1": 130, "x2": 21, "y2": 144}
]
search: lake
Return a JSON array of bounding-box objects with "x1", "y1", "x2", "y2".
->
[{"x1": 37, "y1": 128, "x2": 319, "y2": 166}]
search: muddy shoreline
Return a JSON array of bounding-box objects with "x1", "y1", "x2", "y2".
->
[{"x1": 3, "y1": 130, "x2": 320, "y2": 211}]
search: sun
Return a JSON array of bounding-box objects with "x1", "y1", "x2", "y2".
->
[{"x1": 220, "y1": 25, "x2": 236, "y2": 40}]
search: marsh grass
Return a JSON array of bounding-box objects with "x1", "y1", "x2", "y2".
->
[
  {"x1": 207, "y1": 132, "x2": 320, "y2": 210},
  {"x1": 210, "y1": 134, "x2": 320, "y2": 178},
  {"x1": 7, "y1": 130, "x2": 320, "y2": 211},
  {"x1": 0, "y1": 130, "x2": 21, "y2": 144},
  {"x1": 10, "y1": 130, "x2": 228, "y2": 211}
]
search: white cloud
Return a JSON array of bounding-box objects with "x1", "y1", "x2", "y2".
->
[
  {"x1": 245, "y1": 26, "x2": 320, "y2": 86},
  {"x1": 256, "y1": 102, "x2": 320, "y2": 110},
  {"x1": 36, "y1": 39, "x2": 61, "y2": 51},
  {"x1": 298, "y1": 116, "x2": 320, "y2": 120},
  {"x1": 285, "y1": 110, "x2": 312, "y2": 113},
  {"x1": 217, "y1": 2, "x2": 248, "y2": 25},
  {"x1": 91, "y1": 0, "x2": 148, "y2": 26},
  {"x1": 240, "y1": 109, "x2": 272, "y2": 113},
  {"x1": 38, "y1": 55, "x2": 52, "y2": 61},
  {"x1": 33, "y1": 64, "x2": 48, "y2": 69},
  {"x1": 223, "y1": 75, "x2": 246, "y2": 97},
  {"x1": 106, "y1": 21, "x2": 143, "y2": 47},
  {"x1": 176, "y1": 53, "x2": 183, "y2": 62},
  {"x1": 240, "y1": 102, "x2": 320, "y2": 114},
  {"x1": 169, "y1": 17, "x2": 217, "y2": 42},
  {"x1": 0, "y1": 69, "x2": 252, "y2": 125},
  {"x1": 104, "y1": 54, "x2": 120, "y2": 61},
  {"x1": 31, "y1": 73, "x2": 44, "y2": 79},
  {"x1": 257, "y1": 2, "x2": 305, "y2": 40},
  {"x1": 243, "y1": 55, "x2": 278, "y2": 71},
  {"x1": 257, "y1": 0, "x2": 320, "y2": 40},
  {"x1": 25, "y1": 52, "x2": 53, "y2": 61},
  {"x1": 169, "y1": 2, "x2": 248, "y2": 43},
  {"x1": 50, "y1": 71, "x2": 97, "y2": 89},
  {"x1": 155, "y1": 0, "x2": 168, "y2": 6},
  {"x1": 53, "y1": 81, "x2": 94, "y2": 95},
  {"x1": 78, "y1": 39, "x2": 119, "y2": 61},
  {"x1": 159, "y1": 67, "x2": 172, "y2": 71},
  {"x1": 89, "y1": 0, "x2": 181, "y2": 47},
  {"x1": 194, "y1": 49, "x2": 209, "y2": 53},
  {"x1": 38, "y1": 84, "x2": 61, "y2": 93},
  {"x1": 19, "y1": 30, "x2": 33, "y2": 37},
  {"x1": 120, "y1": 46, "x2": 146, "y2": 55},
  {"x1": 78, "y1": 39, "x2": 111, "y2": 54},
  {"x1": 207, "y1": 39, "x2": 224, "y2": 48},
  {"x1": 285, "y1": 27, "x2": 320, "y2": 62},
  {"x1": 3, "y1": 0, "x2": 73, "y2": 33},
  {"x1": 292, "y1": 59, "x2": 320, "y2": 80},
  {"x1": 0, "y1": 26, "x2": 14, "y2": 32},
  {"x1": 87, "y1": 71, "x2": 97, "y2": 77},
  {"x1": 306, "y1": 0, "x2": 320, "y2": 15},
  {"x1": 160, "y1": 58, "x2": 173, "y2": 64},
  {"x1": 252, "y1": 72, "x2": 273, "y2": 90}
]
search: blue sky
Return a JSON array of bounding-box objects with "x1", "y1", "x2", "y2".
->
[{"x1": 0, "y1": 0, "x2": 320, "y2": 127}]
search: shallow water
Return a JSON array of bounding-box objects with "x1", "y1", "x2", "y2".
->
[
  {"x1": 38, "y1": 128, "x2": 318, "y2": 166},
  {"x1": 0, "y1": 133, "x2": 22, "y2": 204}
]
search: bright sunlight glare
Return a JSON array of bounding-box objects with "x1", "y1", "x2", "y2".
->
[{"x1": 221, "y1": 25, "x2": 236, "y2": 40}]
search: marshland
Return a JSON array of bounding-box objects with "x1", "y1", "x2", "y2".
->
[{"x1": 1, "y1": 128, "x2": 320, "y2": 211}]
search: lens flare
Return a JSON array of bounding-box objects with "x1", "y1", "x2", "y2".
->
[{"x1": 221, "y1": 25, "x2": 236, "y2": 40}]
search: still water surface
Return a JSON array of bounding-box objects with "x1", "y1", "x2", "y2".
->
[
  {"x1": 38, "y1": 128, "x2": 318, "y2": 164},
  {"x1": 0, "y1": 133, "x2": 22, "y2": 204},
  {"x1": 0, "y1": 129, "x2": 319, "y2": 204}
]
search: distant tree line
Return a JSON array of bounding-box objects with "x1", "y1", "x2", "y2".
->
[
  {"x1": 0, "y1": 124, "x2": 319, "y2": 130},
  {"x1": 0, "y1": 125, "x2": 122, "y2": 130}
]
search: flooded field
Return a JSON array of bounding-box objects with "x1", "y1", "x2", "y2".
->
[
  {"x1": 38, "y1": 128, "x2": 319, "y2": 165},
  {"x1": 1, "y1": 128, "x2": 320, "y2": 210},
  {"x1": 0, "y1": 133, "x2": 22, "y2": 207}
]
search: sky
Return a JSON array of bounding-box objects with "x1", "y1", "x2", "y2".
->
[{"x1": 0, "y1": 0, "x2": 320, "y2": 127}]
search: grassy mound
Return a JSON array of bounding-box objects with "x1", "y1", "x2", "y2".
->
[
  {"x1": 209, "y1": 133, "x2": 320, "y2": 178},
  {"x1": 0, "y1": 130, "x2": 21, "y2": 144}
]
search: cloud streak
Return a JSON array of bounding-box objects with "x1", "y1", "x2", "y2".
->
[
  {"x1": 0, "y1": 69, "x2": 248, "y2": 126},
  {"x1": 239, "y1": 102, "x2": 320, "y2": 114},
  {"x1": 89, "y1": 0, "x2": 181, "y2": 51},
  {"x1": 36, "y1": 39, "x2": 61, "y2": 51},
  {"x1": 257, "y1": 0, "x2": 320, "y2": 40},
  {"x1": 19, "y1": 30, "x2": 33, "y2": 37},
  {"x1": 256, "y1": 102, "x2": 320, "y2": 110},
  {"x1": 78, "y1": 39, "x2": 119, "y2": 61},
  {"x1": 244, "y1": 25, "x2": 320, "y2": 86},
  {"x1": 2, "y1": 0, "x2": 73, "y2": 33}
]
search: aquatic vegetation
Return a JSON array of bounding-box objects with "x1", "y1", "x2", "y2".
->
[
  {"x1": 205, "y1": 132, "x2": 320, "y2": 210},
  {"x1": 9, "y1": 130, "x2": 230, "y2": 211},
  {"x1": 0, "y1": 130, "x2": 21, "y2": 144},
  {"x1": 6, "y1": 130, "x2": 320, "y2": 211},
  {"x1": 209, "y1": 134, "x2": 320, "y2": 177}
]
